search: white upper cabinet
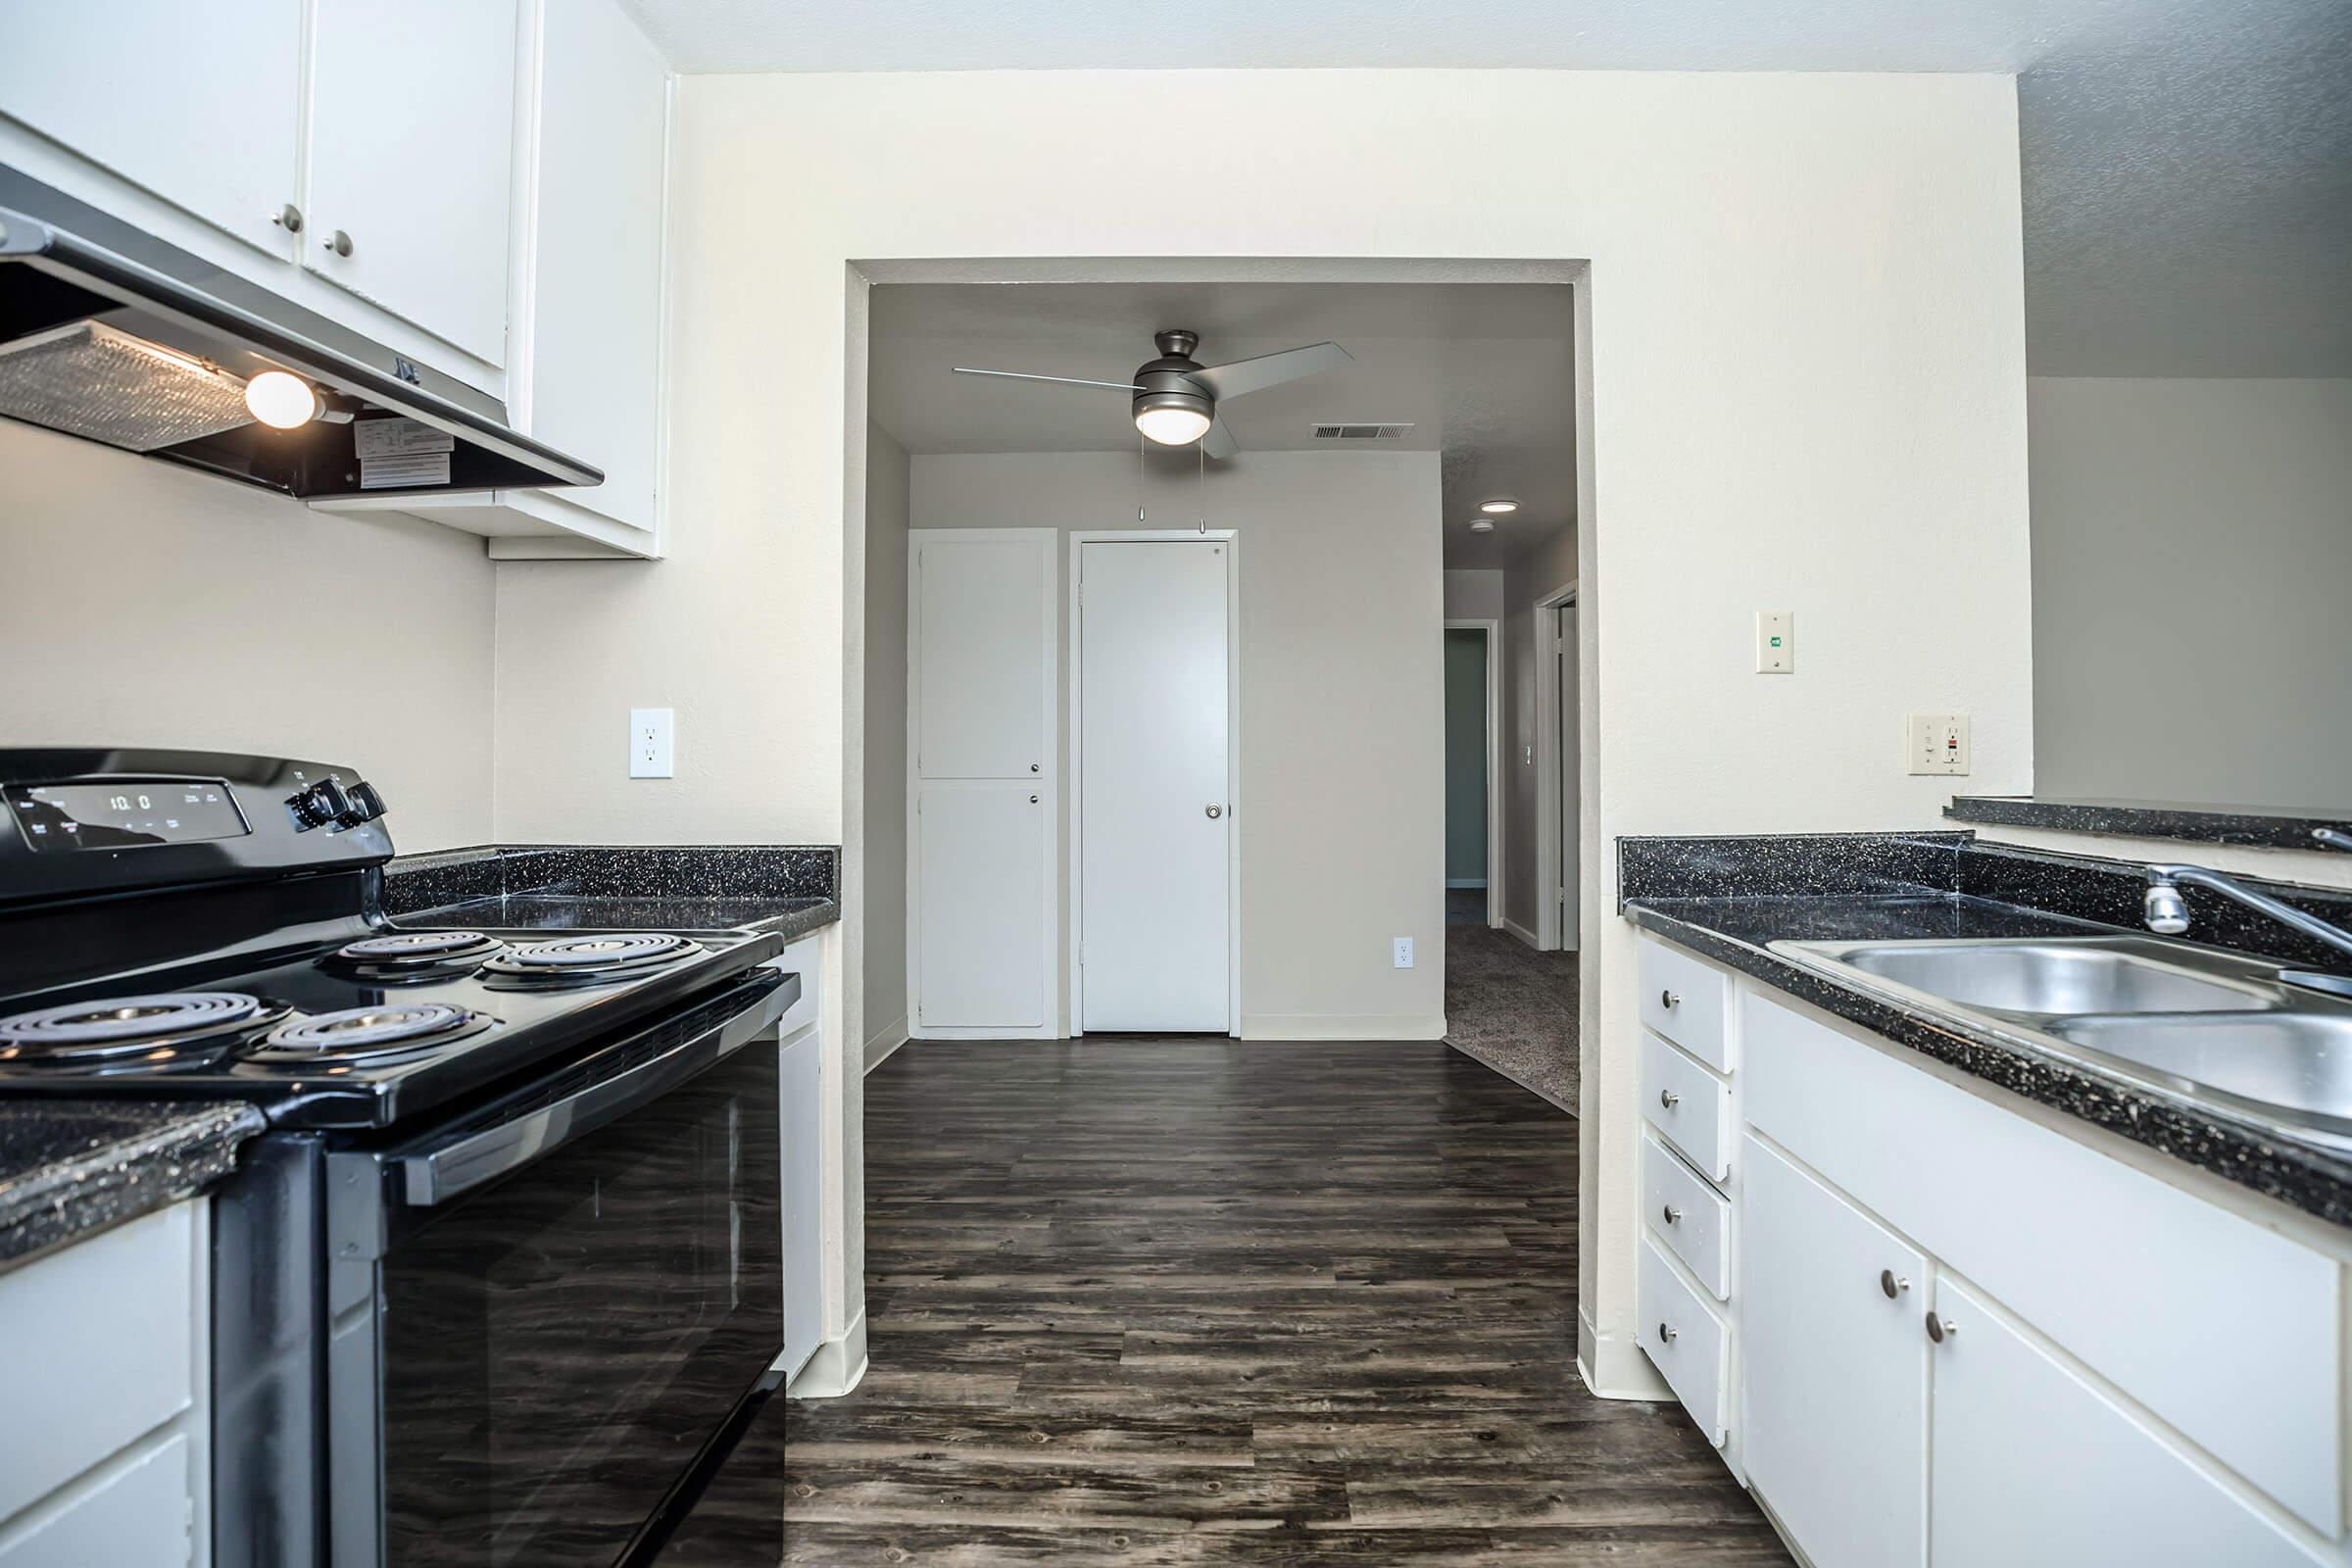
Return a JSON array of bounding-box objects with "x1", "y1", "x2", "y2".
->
[
  {"x1": 304, "y1": 0, "x2": 520, "y2": 368},
  {"x1": 0, "y1": 0, "x2": 306, "y2": 260}
]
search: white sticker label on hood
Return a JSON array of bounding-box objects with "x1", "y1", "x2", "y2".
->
[{"x1": 355, "y1": 416, "x2": 456, "y2": 458}]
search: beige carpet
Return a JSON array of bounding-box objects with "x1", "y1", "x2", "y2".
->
[{"x1": 1444, "y1": 919, "x2": 1580, "y2": 1113}]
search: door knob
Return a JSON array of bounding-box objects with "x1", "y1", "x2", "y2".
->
[{"x1": 1205, "y1": 804, "x2": 1223, "y2": 819}]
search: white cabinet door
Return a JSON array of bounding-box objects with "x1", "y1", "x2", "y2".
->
[
  {"x1": 916, "y1": 780, "x2": 1048, "y2": 1030},
  {"x1": 779, "y1": 1025, "x2": 822, "y2": 1380},
  {"x1": 914, "y1": 534, "x2": 1053, "y2": 779},
  {"x1": 0, "y1": 1, "x2": 304, "y2": 260},
  {"x1": 305, "y1": 0, "x2": 519, "y2": 366},
  {"x1": 520, "y1": 0, "x2": 667, "y2": 531},
  {"x1": 1740, "y1": 1134, "x2": 1929, "y2": 1568},
  {"x1": 1930, "y1": 1273, "x2": 2314, "y2": 1568},
  {"x1": 0, "y1": 1433, "x2": 190, "y2": 1568}
]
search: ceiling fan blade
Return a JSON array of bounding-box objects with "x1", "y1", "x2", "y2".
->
[
  {"x1": 952, "y1": 367, "x2": 1143, "y2": 393},
  {"x1": 1200, "y1": 413, "x2": 1240, "y2": 460},
  {"x1": 1192, "y1": 341, "x2": 1352, "y2": 401}
]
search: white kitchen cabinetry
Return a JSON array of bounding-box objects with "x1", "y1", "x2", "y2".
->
[
  {"x1": 0, "y1": 1200, "x2": 210, "y2": 1565},
  {"x1": 304, "y1": 1, "x2": 521, "y2": 368},
  {"x1": 1740, "y1": 1134, "x2": 1927, "y2": 1568},
  {"x1": 0, "y1": 1, "x2": 305, "y2": 260},
  {"x1": 1634, "y1": 928, "x2": 2352, "y2": 1567},
  {"x1": 776, "y1": 934, "x2": 824, "y2": 1384}
]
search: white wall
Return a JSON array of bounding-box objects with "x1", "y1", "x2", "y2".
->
[
  {"x1": 0, "y1": 422, "x2": 497, "y2": 851},
  {"x1": 1502, "y1": 524, "x2": 1579, "y2": 940},
  {"x1": 488, "y1": 67, "x2": 2034, "y2": 1395},
  {"x1": 1443, "y1": 567, "x2": 1503, "y2": 620},
  {"x1": 2030, "y1": 377, "x2": 2352, "y2": 808},
  {"x1": 859, "y1": 420, "x2": 912, "y2": 1067},
  {"x1": 911, "y1": 448, "x2": 1446, "y2": 1039}
]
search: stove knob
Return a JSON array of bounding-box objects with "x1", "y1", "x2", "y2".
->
[
  {"x1": 337, "y1": 780, "x2": 387, "y2": 828},
  {"x1": 285, "y1": 778, "x2": 351, "y2": 831}
]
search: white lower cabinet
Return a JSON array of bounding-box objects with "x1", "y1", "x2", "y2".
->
[
  {"x1": 1930, "y1": 1273, "x2": 2315, "y2": 1568},
  {"x1": 1638, "y1": 1236, "x2": 1730, "y2": 1446},
  {"x1": 780, "y1": 1020, "x2": 823, "y2": 1381},
  {"x1": 1740, "y1": 1134, "x2": 1928, "y2": 1568}
]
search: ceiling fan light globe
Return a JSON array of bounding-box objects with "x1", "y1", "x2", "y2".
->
[{"x1": 1135, "y1": 407, "x2": 1212, "y2": 445}]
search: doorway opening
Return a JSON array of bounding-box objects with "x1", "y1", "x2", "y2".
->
[{"x1": 1444, "y1": 619, "x2": 1501, "y2": 930}]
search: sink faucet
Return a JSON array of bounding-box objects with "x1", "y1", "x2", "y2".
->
[{"x1": 2142, "y1": 828, "x2": 2352, "y2": 999}]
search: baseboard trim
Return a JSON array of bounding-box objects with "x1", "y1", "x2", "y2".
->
[
  {"x1": 1240, "y1": 1013, "x2": 1447, "y2": 1041},
  {"x1": 784, "y1": 1308, "x2": 867, "y2": 1398},
  {"x1": 862, "y1": 1015, "x2": 909, "y2": 1073},
  {"x1": 1445, "y1": 878, "x2": 1489, "y2": 889},
  {"x1": 1578, "y1": 1304, "x2": 1671, "y2": 1400},
  {"x1": 1501, "y1": 917, "x2": 1544, "y2": 950}
]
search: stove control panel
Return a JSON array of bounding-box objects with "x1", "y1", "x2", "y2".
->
[
  {"x1": 286, "y1": 777, "x2": 387, "y2": 833},
  {"x1": 6, "y1": 778, "x2": 249, "y2": 854}
]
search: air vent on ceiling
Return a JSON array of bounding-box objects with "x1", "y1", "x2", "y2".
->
[{"x1": 1311, "y1": 421, "x2": 1413, "y2": 440}]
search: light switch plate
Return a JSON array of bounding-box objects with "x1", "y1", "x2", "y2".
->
[
  {"x1": 1906, "y1": 711, "x2": 1970, "y2": 775},
  {"x1": 1756, "y1": 610, "x2": 1793, "y2": 673},
  {"x1": 629, "y1": 708, "x2": 674, "y2": 778},
  {"x1": 1393, "y1": 937, "x2": 1415, "y2": 969}
]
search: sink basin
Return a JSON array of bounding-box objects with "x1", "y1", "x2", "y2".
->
[
  {"x1": 2044, "y1": 1013, "x2": 2352, "y2": 1136},
  {"x1": 1784, "y1": 937, "x2": 2284, "y2": 1018}
]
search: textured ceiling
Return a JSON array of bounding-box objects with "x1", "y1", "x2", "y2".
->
[
  {"x1": 868, "y1": 281, "x2": 1575, "y2": 569},
  {"x1": 624, "y1": 0, "x2": 2351, "y2": 377}
]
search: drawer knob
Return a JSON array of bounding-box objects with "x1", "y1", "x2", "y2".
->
[
  {"x1": 1660, "y1": 989, "x2": 1680, "y2": 1008},
  {"x1": 323, "y1": 228, "x2": 355, "y2": 258},
  {"x1": 1881, "y1": 1269, "x2": 1910, "y2": 1298},
  {"x1": 1926, "y1": 1311, "x2": 1957, "y2": 1345},
  {"x1": 1658, "y1": 1089, "x2": 1679, "y2": 1109},
  {"x1": 1657, "y1": 1321, "x2": 1678, "y2": 1345},
  {"x1": 1662, "y1": 1203, "x2": 1681, "y2": 1225}
]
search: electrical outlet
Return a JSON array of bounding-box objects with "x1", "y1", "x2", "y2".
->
[
  {"x1": 1755, "y1": 610, "x2": 1793, "y2": 673},
  {"x1": 629, "y1": 708, "x2": 674, "y2": 778},
  {"x1": 1906, "y1": 711, "x2": 1970, "y2": 775},
  {"x1": 1393, "y1": 937, "x2": 1415, "y2": 969}
]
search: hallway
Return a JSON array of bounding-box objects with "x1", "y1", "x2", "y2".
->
[
  {"x1": 664, "y1": 1040, "x2": 1777, "y2": 1564},
  {"x1": 1444, "y1": 918, "x2": 1581, "y2": 1113}
]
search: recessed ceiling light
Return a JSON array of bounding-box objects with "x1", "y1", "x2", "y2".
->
[
  {"x1": 1468, "y1": 516, "x2": 1495, "y2": 533},
  {"x1": 1479, "y1": 498, "x2": 1518, "y2": 514}
]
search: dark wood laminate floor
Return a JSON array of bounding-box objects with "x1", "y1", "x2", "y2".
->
[{"x1": 661, "y1": 1040, "x2": 1786, "y2": 1565}]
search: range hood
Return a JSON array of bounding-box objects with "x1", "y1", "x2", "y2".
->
[{"x1": 0, "y1": 168, "x2": 599, "y2": 498}]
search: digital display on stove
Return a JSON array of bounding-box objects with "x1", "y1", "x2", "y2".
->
[{"x1": 7, "y1": 779, "x2": 249, "y2": 853}]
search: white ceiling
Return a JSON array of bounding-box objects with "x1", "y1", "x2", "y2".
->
[
  {"x1": 868, "y1": 281, "x2": 1575, "y2": 568},
  {"x1": 624, "y1": 0, "x2": 2350, "y2": 378}
]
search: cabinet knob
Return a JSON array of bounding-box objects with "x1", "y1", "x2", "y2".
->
[
  {"x1": 1205, "y1": 804, "x2": 1223, "y2": 819},
  {"x1": 1660, "y1": 989, "x2": 1680, "y2": 1008},
  {"x1": 1658, "y1": 1089, "x2": 1679, "y2": 1109},
  {"x1": 1926, "y1": 1311, "x2": 1957, "y2": 1345},
  {"x1": 1880, "y1": 1269, "x2": 1910, "y2": 1298},
  {"x1": 1031, "y1": 762, "x2": 1040, "y2": 773},
  {"x1": 323, "y1": 229, "x2": 354, "y2": 258},
  {"x1": 1029, "y1": 794, "x2": 1040, "y2": 805},
  {"x1": 1656, "y1": 1321, "x2": 1677, "y2": 1345},
  {"x1": 1661, "y1": 1203, "x2": 1681, "y2": 1226},
  {"x1": 270, "y1": 203, "x2": 305, "y2": 233}
]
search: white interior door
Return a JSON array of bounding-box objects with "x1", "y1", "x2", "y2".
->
[
  {"x1": 1555, "y1": 603, "x2": 1580, "y2": 951},
  {"x1": 1078, "y1": 540, "x2": 1232, "y2": 1033},
  {"x1": 916, "y1": 780, "x2": 1047, "y2": 1029}
]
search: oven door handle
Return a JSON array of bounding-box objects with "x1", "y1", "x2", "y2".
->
[{"x1": 394, "y1": 973, "x2": 797, "y2": 1207}]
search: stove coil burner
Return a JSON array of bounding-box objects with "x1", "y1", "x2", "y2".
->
[
  {"x1": 483, "y1": 932, "x2": 703, "y2": 986},
  {"x1": 248, "y1": 1002, "x2": 494, "y2": 1064},
  {"x1": 0, "y1": 992, "x2": 282, "y2": 1071},
  {"x1": 325, "y1": 929, "x2": 508, "y2": 979}
]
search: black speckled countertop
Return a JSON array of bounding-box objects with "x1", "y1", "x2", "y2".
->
[
  {"x1": 1946, "y1": 795, "x2": 2352, "y2": 852},
  {"x1": 0, "y1": 1101, "x2": 264, "y2": 1273},
  {"x1": 381, "y1": 843, "x2": 840, "y2": 943},
  {"x1": 1620, "y1": 833, "x2": 2352, "y2": 1226}
]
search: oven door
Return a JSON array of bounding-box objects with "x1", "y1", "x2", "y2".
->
[{"x1": 324, "y1": 967, "x2": 796, "y2": 1568}]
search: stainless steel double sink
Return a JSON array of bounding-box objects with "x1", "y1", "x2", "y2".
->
[{"x1": 1769, "y1": 935, "x2": 2352, "y2": 1143}]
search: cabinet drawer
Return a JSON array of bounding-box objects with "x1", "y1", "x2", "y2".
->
[
  {"x1": 1641, "y1": 937, "x2": 1731, "y2": 1070},
  {"x1": 1642, "y1": 1131, "x2": 1730, "y2": 1298},
  {"x1": 1639, "y1": 1235, "x2": 1729, "y2": 1446},
  {"x1": 0, "y1": 1203, "x2": 196, "y2": 1522},
  {"x1": 1931, "y1": 1273, "x2": 2312, "y2": 1567},
  {"x1": 0, "y1": 1433, "x2": 189, "y2": 1567},
  {"x1": 1744, "y1": 990, "x2": 2343, "y2": 1537},
  {"x1": 1641, "y1": 1030, "x2": 1731, "y2": 1181}
]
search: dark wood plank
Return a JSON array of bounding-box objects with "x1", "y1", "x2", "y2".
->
[{"x1": 662, "y1": 1038, "x2": 1788, "y2": 1565}]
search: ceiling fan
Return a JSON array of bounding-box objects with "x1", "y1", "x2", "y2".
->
[{"x1": 953, "y1": 329, "x2": 1352, "y2": 459}]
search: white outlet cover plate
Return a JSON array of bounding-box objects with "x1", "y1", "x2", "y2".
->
[
  {"x1": 629, "y1": 707, "x2": 674, "y2": 778},
  {"x1": 1393, "y1": 937, "x2": 1415, "y2": 968},
  {"x1": 1906, "y1": 711, "x2": 1970, "y2": 775},
  {"x1": 1756, "y1": 610, "x2": 1793, "y2": 673}
]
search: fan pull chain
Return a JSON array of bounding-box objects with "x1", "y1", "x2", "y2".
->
[
  {"x1": 1137, "y1": 429, "x2": 1148, "y2": 522},
  {"x1": 1198, "y1": 441, "x2": 1207, "y2": 533}
]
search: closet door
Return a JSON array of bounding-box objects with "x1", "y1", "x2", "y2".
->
[{"x1": 907, "y1": 530, "x2": 1056, "y2": 1035}]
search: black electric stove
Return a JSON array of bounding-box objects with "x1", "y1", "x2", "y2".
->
[{"x1": 0, "y1": 749, "x2": 799, "y2": 1568}]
